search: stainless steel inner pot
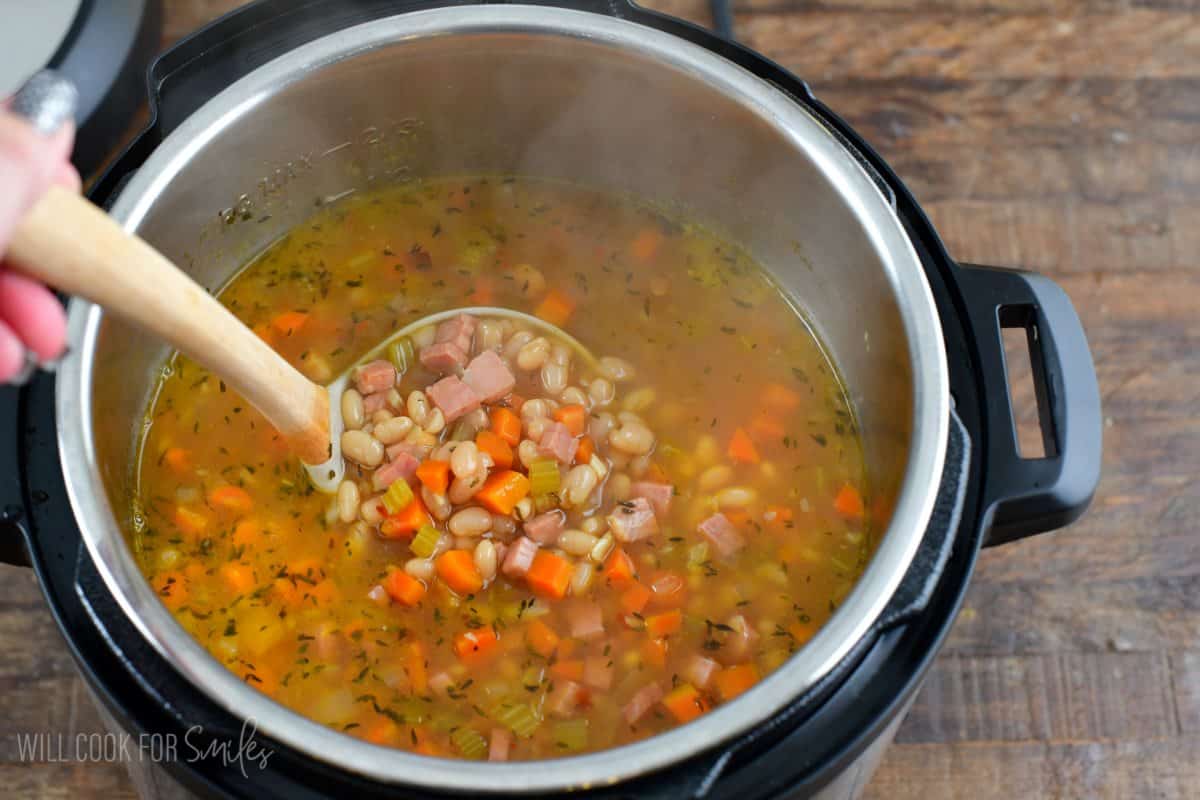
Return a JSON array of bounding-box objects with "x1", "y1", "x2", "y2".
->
[{"x1": 57, "y1": 6, "x2": 948, "y2": 791}]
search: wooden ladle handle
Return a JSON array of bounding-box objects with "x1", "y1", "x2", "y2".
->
[{"x1": 8, "y1": 186, "x2": 331, "y2": 464}]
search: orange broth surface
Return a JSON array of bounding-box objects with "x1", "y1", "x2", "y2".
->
[{"x1": 129, "y1": 177, "x2": 873, "y2": 760}]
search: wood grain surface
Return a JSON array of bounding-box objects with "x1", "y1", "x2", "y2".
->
[{"x1": 2, "y1": 1, "x2": 1196, "y2": 797}]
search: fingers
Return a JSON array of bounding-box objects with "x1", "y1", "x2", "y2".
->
[
  {"x1": 0, "y1": 316, "x2": 26, "y2": 383},
  {"x1": 0, "y1": 114, "x2": 75, "y2": 252},
  {"x1": 0, "y1": 269, "x2": 66, "y2": 361}
]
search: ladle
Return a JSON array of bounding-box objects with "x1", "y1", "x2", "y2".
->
[{"x1": 9, "y1": 186, "x2": 595, "y2": 492}]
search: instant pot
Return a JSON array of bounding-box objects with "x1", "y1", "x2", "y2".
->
[{"x1": 0, "y1": 1, "x2": 1102, "y2": 797}]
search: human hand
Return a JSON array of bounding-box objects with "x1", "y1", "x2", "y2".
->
[{"x1": 0, "y1": 71, "x2": 81, "y2": 384}]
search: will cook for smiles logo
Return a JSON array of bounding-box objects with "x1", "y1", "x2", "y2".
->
[{"x1": 14, "y1": 719, "x2": 273, "y2": 778}]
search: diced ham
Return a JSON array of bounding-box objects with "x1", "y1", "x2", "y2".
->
[
  {"x1": 631, "y1": 481, "x2": 674, "y2": 516},
  {"x1": 419, "y1": 341, "x2": 467, "y2": 373},
  {"x1": 435, "y1": 313, "x2": 477, "y2": 354},
  {"x1": 362, "y1": 391, "x2": 389, "y2": 414},
  {"x1": 372, "y1": 451, "x2": 419, "y2": 491},
  {"x1": 568, "y1": 602, "x2": 604, "y2": 640},
  {"x1": 698, "y1": 512, "x2": 745, "y2": 558},
  {"x1": 607, "y1": 497, "x2": 659, "y2": 543},
  {"x1": 426, "y1": 375, "x2": 481, "y2": 423},
  {"x1": 386, "y1": 440, "x2": 425, "y2": 462},
  {"x1": 315, "y1": 626, "x2": 349, "y2": 665},
  {"x1": 584, "y1": 655, "x2": 614, "y2": 690},
  {"x1": 523, "y1": 510, "x2": 566, "y2": 545},
  {"x1": 462, "y1": 350, "x2": 516, "y2": 403},
  {"x1": 547, "y1": 679, "x2": 585, "y2": 717},
  {"x1": 684, "y1": 655, "x2": 720, "y2": 689},
  {"x1": 623, "y1": 683, "x2": 664, "y2": 725},
  {"x1": 649, "y1": 572, "x2": 686, "y2": 609},
  {"x1": 354, "y1": 360, "x2": 396, "y2": 395},
  {"x1": 501, "y1": 537, "x2": 539, "y2": 578},
  {"x1": 428, "y1": 671, "x2": 455, "y2": 696},
  {"x1": 537, "y1": 422, "x2": 578, "y2": 465},
  {"x1": 488, "y1": 728, "x2": 512, "y2": 762}
]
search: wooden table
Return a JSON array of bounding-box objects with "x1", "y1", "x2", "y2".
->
[{"x1": 3, "y1": 1, "x2": 1197, "y2": 797}]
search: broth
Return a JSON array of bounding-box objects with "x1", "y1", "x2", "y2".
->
[{"x1": 129, "y1": 177, "x2": 872, "y2": 759}]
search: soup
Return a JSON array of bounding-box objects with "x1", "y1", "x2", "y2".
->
[{"x1": 129, "y1": 177, "x2": 871, "y2": 760}]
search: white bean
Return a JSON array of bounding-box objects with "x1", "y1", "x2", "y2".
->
[
  {"x1": 607, "y1": 473, "x2": 632, "y2": 503},
  {"x1": 521, "y1": 399, "x2": 552, "y2": 421},
  {"x1": 587, "y1": 378, "x2": 615, "y2": 407},
  {"x1": 580, "y1": 515, "x2": 607, "y2": 536},
  {"x1": 569, "y1": 561, "x2": 594, "y2": 596},
  {"x1": 342, "y1": 430, "x2": 384, "y2": 467},
  {"x1": 551, "y1": 343, "x2": 571, "y2": 367},
  {"x1": 599, "y1": 356, "x2": 636, "y2": 382},
  {"x1": 404, "y1": 558, "x2": 435, "y2": 581},
  {"x1": 526, "y1": 417, "x2": 550, "y2": 442},
  {"x1": 423, "y1": 408, "x2": 446, "y2": 434},
  {"x1": 517, "y1": 337, "x2": 551, "y2": 371},
  {"x1": 386, "y1": 388, "x2": 404, "y2": 411},
  {"x1": 371, "y1": 409, "x2": 394, "y2": 425},
  {"x1": 518, "y1": 439, "x2": 541, "y2": 469},
  {"x1": 478, "y1": 319, "x2": 503, "y2": 352},
  {"x1": 449, "y1": 507, "x2": 492, "y2": 537},
  {"x1": 541, "y1": 362, "x2": 568, "y2": 395},
  {"x1": 716, "y1": 486, "x2": 759, "y2": 509},
  {"x1": 609, "y1": 422, "x2": 655, "y2": 455},
  {"x1": 563, "y1": 464, "x2": 599, "y2": 506},
  {"x1": 515, "y1": 497, "x2": 534, "y2": 521},
  {"x1": 698, "y1": 464, "x2": 734, "y2": 492},
  {"x1": 474, "y1": 540, "x2": 498, "y2": 581},
  {"x1": 588, "y1": 411, "x2": 616, "y2": 441},
  {"x1": 341, "y1": 389, "x2": 365, "y2": 430},
  {"x1": 360, "y1": 495, "x2": 385, "y2": 525},
  {"x1": 559, "y1": 387, "x2": 588, "y2": 408},
  {"x1": 628, "y1": 454, "x2": 652, "y2": 478},
  {"x1": 450, "y1": 441, "x2": 481, "y2": 478},
  {"x1": 422, "y1": 486, "x2": 453, "y2": 521},
  {"x1": 618, "y1": 410, "x2": 647, "y2": 426},
  {"x1": 589, "y1": 532, "x2": 615, "y2": 563},
  {"x1": 449, "y1": 474, "x2": 485, "y2": 504},
  {"x1": 374, "y1": 416, "x2": 415, "y2": 445},
  {"x1": 622, "y1": 387, "x2": 657, "y2": 413},
  {"x1": 512, "y1": 263, "x2": 546, "y2": 296},
  {"x1": 412, "y1": 325, "x2": 436, "y2": 348},
  {"x1": 336, "y1": 480, "x2": 360, "y2": 523},
  {"x1": 491, "y1": 514, "x2": 517, "y2": 538},
  {"x1": 558, "y1": 529, "x2": 598, "y2": 557},
  {"x1": 504, "y1": 330, "x2": 535, "y2": 361},
  {"x1": 695, "y1": 434, "x2": 720, "y2": 466},
  {"x1": 406, "y1": 390, "x2": 430, "y2": 426}
]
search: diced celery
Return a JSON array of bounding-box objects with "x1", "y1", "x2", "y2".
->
[
  {"x1": 388, "y1": 337, "x2": 415, "y2": 374},
  {"x1": 528, "y1": 458, "x2": 561, "y2": 497},
  {"x1": 533, "y1": 492, "x2": 560, "y2": 514},
  {"x1": 553, "y1": 719, "x2": 589, "y2": 752},
  {"x1": 450, "y1": 727, "x2": 488, "y2": 759},
  {"x1": 687, "y1": 542, "x2": 710, "y2": 567},
  {"x1": 411, "y1": 525, "x2": 440, "y2": 559},
  {"x1": 381, "y1": 479, "x2": 414, "y2": 515},
  {"x1": 491, "y1": 700, "x2": 540, "y2": 738}
]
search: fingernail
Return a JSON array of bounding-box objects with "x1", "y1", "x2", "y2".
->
[
  {"x1": 7, "y1": 349, "x2": 40, "y2": 387},
  {"x1": 10, "y1": 69, "x2": 78, "y2": 136}
]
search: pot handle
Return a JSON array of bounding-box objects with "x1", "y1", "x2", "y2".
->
[{"x1": 956, "y1": 264, "x2": 1101, "y2": 546}]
